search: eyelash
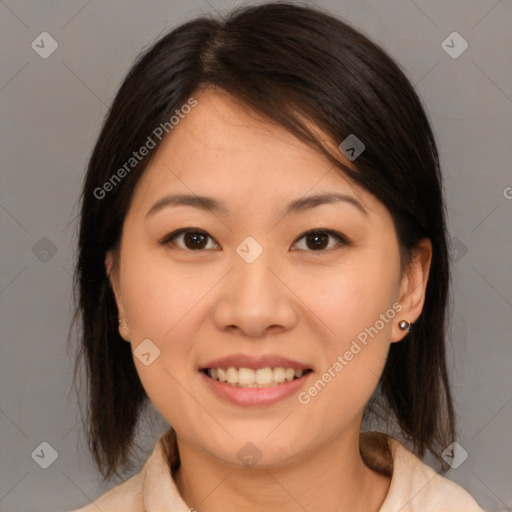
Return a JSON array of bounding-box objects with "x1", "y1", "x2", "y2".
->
[{"x1": 158, "y1": 227, "x2": 350, "y2": 253}]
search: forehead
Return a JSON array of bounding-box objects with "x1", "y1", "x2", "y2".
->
[{"x1": 127, "y1": 89, "x2": 378, "y2": 219}]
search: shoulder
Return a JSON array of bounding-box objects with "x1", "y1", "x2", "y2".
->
[
  {"x1": 361, "y1": 432, "x2": 484, "y2": 512},
  {"x1": 67, "y1": 470, "x2": 145, "y2": 512},
  {"x1": 67, "y1": 428, "x2": 185, "y2": 512}
]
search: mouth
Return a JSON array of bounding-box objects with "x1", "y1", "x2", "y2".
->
[{"x1": 200, "y1": 366, "x2": 314, "y2": 388}]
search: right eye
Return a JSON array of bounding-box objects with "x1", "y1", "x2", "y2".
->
[{"x1": 159, "y1": 228, "x2": 220, "y2": 251}]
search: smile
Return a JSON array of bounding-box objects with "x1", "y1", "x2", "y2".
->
[{"x1": 202, "y1": 366, "x2": 313, "y2": 388}]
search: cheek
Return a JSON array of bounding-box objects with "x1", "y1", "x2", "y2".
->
[
  {"x1": 117, "y1": 252, "x2": 194, "y2": 399},
  {"x1": 121, "y1": 245, "x2": 207, "y2": 339},
  {"x1": 299, "y1": 261, "x2": 396, "y2": 409},
  {"x1": 306, "y1": 261, "x2": 396, "y2": 344}
]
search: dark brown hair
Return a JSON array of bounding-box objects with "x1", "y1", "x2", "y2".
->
[{"x1": 69, "y1": 1, "x2": 456, "y2": 480}]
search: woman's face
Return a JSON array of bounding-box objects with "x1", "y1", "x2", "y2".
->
[{"x1": 107, "y1": 88, "x2": 431, "y2": 467}]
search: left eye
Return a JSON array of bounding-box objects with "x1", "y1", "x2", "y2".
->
[
  {"x1": 294, "y1": 230, "x2": 349, "y2": 251},
  {"x1": 160, "y1": 228, "x2": 349, "y2": 252}
]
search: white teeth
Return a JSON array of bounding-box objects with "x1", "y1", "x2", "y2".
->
[
  {"x1": 273, "y1": 367, "x2": 286, "y2": 383},
  {"x1": 238, "y1": 367, "x2": 255, "y2": 386},
  {"x1": 226, "y1": 367, "x2": 239, "y2": 384},
  {"x1": 285, "y1": 368, "x2": 295, "y2": 381},
  {"x1": 255, "y1": 367, "x2": 273, "y2": 385},
  {"x1": 205, "y1": 366, "x2": 311, "y2": 387}
]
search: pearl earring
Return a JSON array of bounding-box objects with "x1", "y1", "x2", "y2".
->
[
  {"x1": 398, "y1": 320, "x2": 412, "y2": 332},
  {"x1": 118, "y1": 319, "x2": 131, "y2": 343}
]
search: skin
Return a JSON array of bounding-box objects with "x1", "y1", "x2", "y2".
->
[{"x1": 106, "y1": 88, "x2": 432, "y2": 512}]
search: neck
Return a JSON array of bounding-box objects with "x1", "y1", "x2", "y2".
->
[{"x1": 173, "y1": 429, "x2": 391, "y2": 512}]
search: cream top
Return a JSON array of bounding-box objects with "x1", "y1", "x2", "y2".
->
[{"x1": 70, "y1": 430, "x2": 484, "y2": 512}]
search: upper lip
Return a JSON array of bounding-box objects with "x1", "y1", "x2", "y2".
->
[{"x1": 199, "y1": 353, "x2": 313, "y2": 371}]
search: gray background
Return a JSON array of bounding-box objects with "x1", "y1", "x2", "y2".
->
[{"x1": 1, "y1": 0, "x2": 511, "y2": 510}]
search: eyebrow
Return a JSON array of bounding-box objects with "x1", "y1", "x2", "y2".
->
[{"x1": 145, "y1": 192, "x2": 368, "y2": 219}]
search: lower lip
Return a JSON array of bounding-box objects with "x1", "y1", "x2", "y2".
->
[{"x1": 199, "y1": 371, "x2": 313, "y2": 406}]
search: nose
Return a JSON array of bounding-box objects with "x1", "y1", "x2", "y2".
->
[{"x1": 211, "y1": 247, "x2": 298, "y2": 338}]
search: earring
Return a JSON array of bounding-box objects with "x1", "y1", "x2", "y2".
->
[
  {"x1": 398, "y1": 320, "x2": 412, "y2": 332},
  {"x1": 118, "y1": 319, "x2": 131, "y2": 342}
]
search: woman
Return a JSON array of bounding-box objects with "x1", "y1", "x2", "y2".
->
[{"x1": 69, "y1": 3, "x2": 484, "y2": 510}]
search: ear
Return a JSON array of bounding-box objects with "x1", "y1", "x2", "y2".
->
[
  {"x1": 391, "y1": 238, "x2": 432, "y2": 343},
  {"x1": 105, "y1": 250, "x2": 130, "y2": 341}
]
